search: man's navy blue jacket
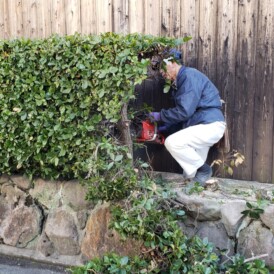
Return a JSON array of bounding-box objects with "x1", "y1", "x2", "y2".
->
[{"x1": 160, "y1": 66, "x2": 225, "y2": 129}]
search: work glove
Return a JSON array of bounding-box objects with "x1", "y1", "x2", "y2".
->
[
  {"x1": 149, "y1": 112, "x2": 161, "y2": 122},
  {"x1": 158, "y1": 125, "x2": 168, "y2": 133}
]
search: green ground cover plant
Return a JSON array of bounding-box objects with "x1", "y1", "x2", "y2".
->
[{"x1": 71, "y1": 173, "x2": 270, "y2": 274}]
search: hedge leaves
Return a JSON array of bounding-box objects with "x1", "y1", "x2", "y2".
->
[{"x1": 0, "y1": 33, "x2": 182, "y2": 200}]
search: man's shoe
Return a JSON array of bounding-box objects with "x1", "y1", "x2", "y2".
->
[{"x1": 192, "y1": 164, "x2": 213, "y2": 186}]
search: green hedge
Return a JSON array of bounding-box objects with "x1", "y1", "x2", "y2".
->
[{"x1": 0, "y1": 33, "x2": 183, "y2": 192}]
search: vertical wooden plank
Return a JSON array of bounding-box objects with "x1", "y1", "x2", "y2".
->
[
  {"x1": 233, "y1": 0, "x2": 258, "y2": 180},
  {"x1": 22, "y1": 0, "x2": 39, "y2": 38},
  {"x1": 65, "y1": 0, "x2": 81, "y2": 35},
  {"x1": 128, "y1": 0, "x2": 144, "y2": 33},
  {"x1": 197, "y1": 0, "x2": 218, "y2": 81},
  {"x1": 4, "y1": 0, "x2": 23, "y2": 38},
  {"x1": 112, "y1": 0, "x2": 129, "y2": 34},
  {"x1": 161, "y1": 0, "x2": 181, "y2": 37},
  {"x1": 96, "y1": 0, "x2": 112, "y2": 34},
  {"x1": 36, "y1": 0, "x2": 52, "y2": 38},
  {"x1": 172, "y1": 0, "x2": 181, "y2": 38},
  {"x1": 51, "y1": 0, "x2": 66, "y2": 35},
  {"x1": 144, "y1": 0, "x2": 161, "y2": 36},
  {"x1": 180, "y1": 0, "x2": 199, "y2": 67},
  {"x1": 0, "y1": 0, "x2": 5, "y2": 38},
  {"x1": 273, "y1": 3, "x2": 274, "y2": 184},
  {"x1": 215, "y1": 0, "x2": 238, "y2": 160},
  {"x1": 253, "y1": 0, "x2": 273, "y2": 183},
  {"x1": 80, "y1": 0, "x2": 97, "y2": 35}
]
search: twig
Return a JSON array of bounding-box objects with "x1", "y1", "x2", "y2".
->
[
  {"x1": 141, "y1": 247, "x2": 156, "y2": 254},
  {"x1": 244, "y1": 253, "x2": 268, "y2": 263}
]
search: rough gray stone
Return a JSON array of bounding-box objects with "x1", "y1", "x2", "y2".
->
[
  {"x1": 1, "y1": 184, "x2": 27, "y2": 208},
  {"x1": 45, "y1": 208, "x2": 80, "y2": 256},
  {"x1": 221, "y1": 200, "x2": 246, "y2": 237},
  {"x1": 76, "y1": 210, "x2": 89, "y2": 230},
  {"x1": 0, "y1": 175, "x2": 10, "y2": 185},
  {"x1": 81, "y1": 202, "x2": 141, "y2": 260},
  {"x1": 0, "y1": 197, "x2": 12, "y2": 226},
  {"x1": 196, "y1": 221, "x2": 234, "y2": 255},
  {"x1": 29, "y1": 179, "x2": 93, "y2": 211},
  {"x1": 238, "y1": 220, "x2": 274, "y2": 266},
  {"x1": 175, "y1": 191, "x2": 222, "y2": 221},
  {"x1": 180, "y1": 219, "x2": 234, "y2": 257},
  {"x1": 61, "y1": 181, "x2": 94, "y2": 211},
  {"x1": 29, "y1": 179, "x2": 61, "y2": 210},
  {"x1": 0, "y1": 205, "x2": 42, "y2": 247},
  {"x1": 37, "y1": 233, "x2": 55, "y2": 257},
  {"x1": 260, "y1": 204, "x2": 274, "y2": 231},
  {"x1": 10, "y1": 175, "x2": 32, "y2": 190}
]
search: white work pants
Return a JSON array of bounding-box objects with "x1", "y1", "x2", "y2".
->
[{"x1": 164, "y1": 121, "x2": 226, "y2": 178}]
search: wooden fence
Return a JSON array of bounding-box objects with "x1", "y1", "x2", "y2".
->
[{"x1": 0, "y1": 0, "x2": 273, "y2": 183}]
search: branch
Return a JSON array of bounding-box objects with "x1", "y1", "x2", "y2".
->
[
  {"x1": 244, "y1": 253, "x2": 268, "y2": 263},
  {"x1": 117, "y1": 103, "x2": 133, "y2": 159}
]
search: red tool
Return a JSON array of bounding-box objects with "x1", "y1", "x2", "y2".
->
[{"x1": 136, "y1": 119, "x2": 165, "y2": 145}]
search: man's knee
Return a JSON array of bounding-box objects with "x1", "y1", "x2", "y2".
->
[
  {"x1": 165, "y1": 135, "x2": 188, "y2": 152},
  {"x1": 164, "y1": 135, "x2": 173, "y2": 151}
]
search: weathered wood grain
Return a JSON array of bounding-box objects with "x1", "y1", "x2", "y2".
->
[
  {"x1": 4, "y1": 0, "x2": 23, "y2": 38},
  {"x1": 253, "y1": 0, "x2": 274, "y2": 183},
  {"x1": 0, "y1": 0, "x2": 5, "y2": 38},
  {"x1": 233, "y1": 0, "x2": 258, "y2": 180},
  {"x1": 144, "y1": 0, "x2": 161, "y2": 36},
  {"x1": 96, "y1": 0, "x2": 112, "y2": 34},
  {"x1": 161, "y1": 0, "x2": 180, "y2": 37},
  {"x1": 51, "y1": 0, "x2": 66, "y2": 35},
  {"x1": 215, "y1": 0, "x2": 238, "y2": 157},
  {"x1": 80, "y1": 0, "x2": 97, "y2": 34},
  {"x1": 113, "y1": 0, "x2": 128, "y2": 34},
  {"x1": 128, "y1": 0, "x2": 144, "y2": 33},
  {"x1": 180, "y1": 0, "x2": 199, "y2": 67},
  {"x1": 65, "y1": 0, "x2": 81, "y2": 35},
  {"x1": 197, "y1": 0, "x2": 218, "y2": 82}
]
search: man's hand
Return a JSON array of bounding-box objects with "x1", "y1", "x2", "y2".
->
[
  {"x1": 149, "y1": 112, "x2": 161, "y2": 122},
  {"x1": 158, "y1": 125, "x2": 168, "y2": 132}
]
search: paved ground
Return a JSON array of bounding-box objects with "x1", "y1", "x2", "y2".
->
[{"x1": 0, "y1": 255, "x2": 70, "y2": 274}]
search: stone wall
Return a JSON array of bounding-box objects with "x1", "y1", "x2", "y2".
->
[
  {"x1": 0, "y1": 175, "x2": 139, "y2": 266},
  {"x1": 0, "y1": 173, "x2": 274, "y2": 267}
]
